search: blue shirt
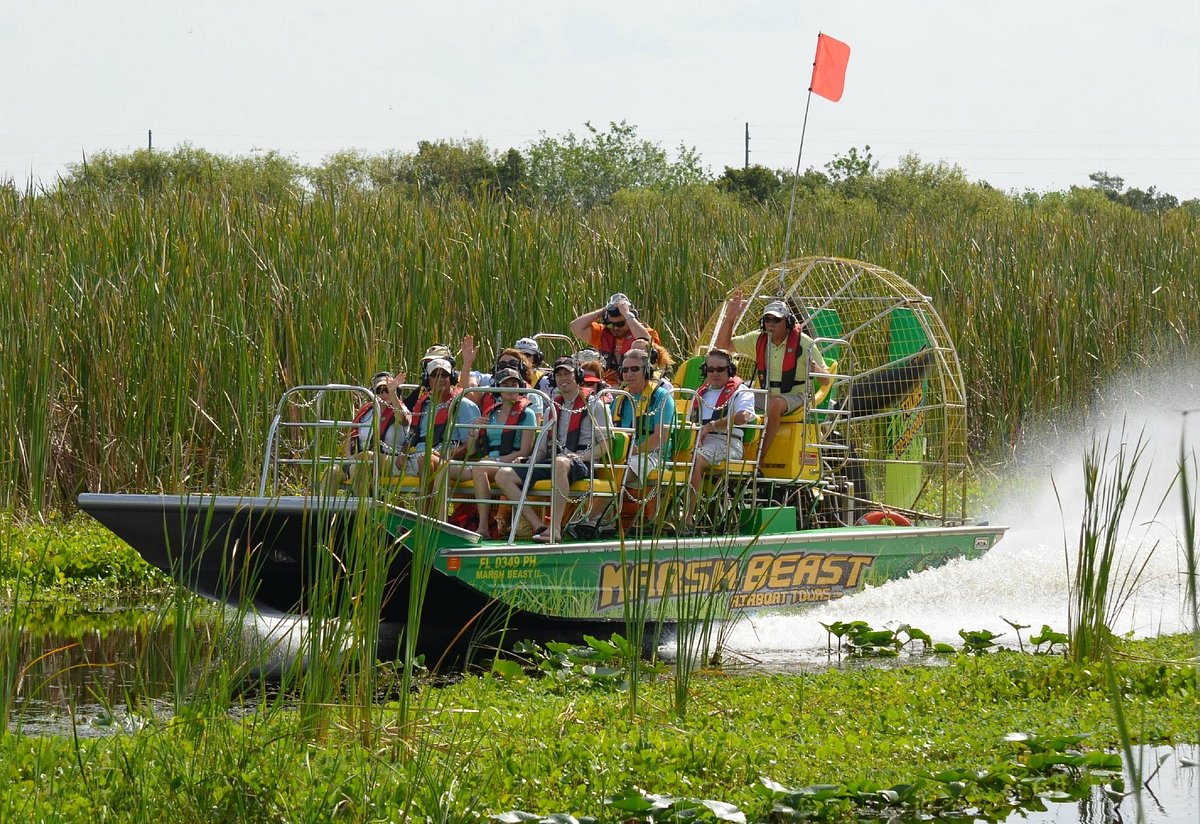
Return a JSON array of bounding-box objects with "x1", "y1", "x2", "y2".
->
[
  {"x1": 411, "y1": 395, "x2": 480, "y2": 454},
  {"x1": 482, "y1": 404, "x2": 537, "y2": 457}
]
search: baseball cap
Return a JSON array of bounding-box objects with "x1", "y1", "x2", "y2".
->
[
  {"x1": 762, "y1": 300, "x2": 789, "y2": 318},
  {"x1": 371, "y1": 371, "x2": 392, "y2": 387},
  {"x1": 492, "y1": 367, "x2": 522, "y2": 385},
  {"x1": 425, "y1": 358, "x2": 453, "y2": 376},
  {"x1": 552, "y1": 356, "x2": 578, "y2": 372},
  {"x1": 513, "y1": 337, "x2": 541, "y2": 356},
  {"x1": 423, "y1": 344, "x2": 452, "y2": 361}
]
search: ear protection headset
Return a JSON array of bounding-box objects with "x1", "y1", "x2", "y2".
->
[
  {"x1": 495, "y1": 350, "x2": 531, "y2": 384},
  {"x1": 553, "y1": 359, "x2": 585, "y2": 386},
  {"x1": 759, "y1": 305, "x2": 797, "y2": 333},
  {"x1": 706, "y1": 347, "x2": 737, "y2": 379},
  {"x1": 622, "y1": 349, "x2": 656, "y2": 382}
]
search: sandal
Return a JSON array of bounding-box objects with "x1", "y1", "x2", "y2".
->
[
  {"x1": 532, "y1": 531, "x2": 557, "y2": 544},
  {"x1": 532, "y1": 525, "x2": 549, "y2": 538}
]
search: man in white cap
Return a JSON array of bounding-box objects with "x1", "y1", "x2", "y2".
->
[
  {"x1": 716, "y1": 289, "x2": 831, "y2": 458},
  {"x1": 397, "y1": 357, "x2": 480, "y2": 485}
]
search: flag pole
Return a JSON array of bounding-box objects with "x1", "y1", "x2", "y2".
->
[{"x1": 781, "y1": 88, "x2": 815, "y2": 291}]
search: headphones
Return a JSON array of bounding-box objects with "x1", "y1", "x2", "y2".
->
[
  {"x1": 621, "y1": 348, "x2": 656, "y2": 382},
  {"x1": 759, "y1": 307, "x2": 797, "y2": 333},
  {"x1": 552, "y1": 358, "x2": 585, "y2": 387},
  {"x1": 705, "y1": 347, "x2": 737, "y2": 379},
  {"x1": 494, "y1": 350, "x2": 531, "y2": 384}
]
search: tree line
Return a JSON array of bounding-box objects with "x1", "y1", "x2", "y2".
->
[{"x1": 26, "y1": 121, "x2": 1200, "y2": 217}]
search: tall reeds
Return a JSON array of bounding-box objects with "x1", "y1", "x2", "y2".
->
[
  {"x1": 1, "y1": 185, "x2": 1197, "y2": 514},
  {"x1": 1066, "y1": 426, "x2": 1160, "y2": 662}
]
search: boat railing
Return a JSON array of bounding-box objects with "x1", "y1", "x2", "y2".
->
[
  {"x1": 259, "y1": 383, "x2": 403, "y2": 497},
  {"x1": 436, "y1": 384, "x2": 556, "y2": 525},
  {"x1": 506, "y1": 387, "x2": 636, "y2": 543}
]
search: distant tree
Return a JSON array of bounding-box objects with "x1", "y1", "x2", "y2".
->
[
  {"x1": 495, "y1": 148, "x2": 527, "y2": 195},
  {"x1": 1088, "y1": 171, "x2": 1125, "y2": 200},
  {"x1": 825, "y1": 145, "x2": 877, "y2": 184},
  {"x1": 716, "y1": 164, "x2": 783, "y2": 203},
  {"x1": 525, "y1": 120, "x2": 707, "y2": 208}
]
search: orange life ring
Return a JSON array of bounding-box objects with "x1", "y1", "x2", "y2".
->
[{"x1": 855, "y1": 510, "x2": 914, "y2": 527}]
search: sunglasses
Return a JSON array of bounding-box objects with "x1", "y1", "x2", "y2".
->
[
  {"x1": 703, "y1": 365, "x2": 729, "y2": 374},
  {"x1": 763, "y1": 315, "x2": 785, "y2": 324},
  {"x1": 496, "y1": 359, "x2": 521, "y2": 370},
  {"x1": 620, "y1": 365, "x2": 643, "y2": 374},
  {"x1": 374, "y1": 385, "x2": 390, "y2": 394},
  {"x1": 606, "y1": 319, "x2": 627, "y2": 328},
  {"x1": 429, "y1": 371, "x2": 451, "y2": 379}
]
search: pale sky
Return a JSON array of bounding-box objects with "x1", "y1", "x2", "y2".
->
[{"x1": 3, "y1": 1, "x2": 1199, "y2": 199}]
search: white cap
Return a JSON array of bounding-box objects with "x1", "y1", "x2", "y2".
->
[
  {"x1": 762, "y1": 300, "x2": 789, "y2": 318},
  {"x1": 425, "y1": 358, "x2": 453, "y2": 376}
]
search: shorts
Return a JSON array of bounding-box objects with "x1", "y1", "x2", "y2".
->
[
  {"x1": 510, "y1": 455, "x2": 590, "y2": 487},
  {"x1": 624, "y1": 450, "x2": 661, "y2": 484},
  {"x1": 401, "y1": 444, "x2": 459, "y2": 476},
  {"x1": 756, "y1": 391, "x2": 806, "y2": 415},
  {"x1": 693, "y1": 433, "x2": 744, "y2": 465}
]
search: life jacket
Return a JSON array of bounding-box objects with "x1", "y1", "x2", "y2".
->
[
  {"x1": 615, "y1": 381, "x2": 669, "y2": 446},
  {"x1": 755, "y1": 325, "x2": 803, "y2": 393},
  {"x1": 491, "y1": 398, "x2": 530, "y2": 457},
  {"x1": 409, "y1": 389, "x2": 458, "y2": 450},
  {"x1": 694, "y1": 377, "x2": 747, "y2": 441},
  {"x1": 350, "y1": 403, "x2": 396, "y2": 454},
  {"x1": 553, "y1": 389, "x2": 592, "y2": 452},
  {"x1": 592, "y1": 323, "x2": 661, "y2": 382}
]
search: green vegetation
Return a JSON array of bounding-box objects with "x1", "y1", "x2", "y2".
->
[
  {"x1": 0, "y1": 635, "x2": 1194, "y2": 821},
  {"x1": 2, "y1": 134, "x2": 1197, "y2": 514}
]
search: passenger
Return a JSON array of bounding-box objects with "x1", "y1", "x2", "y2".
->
[
  {"x1": 569, "y1": 293, "x2": 661, "y2": 384},
  {"x1": 494, "y1": 356, "x2": 610, "y2": 544},
  {"x1": 459, "y1": 335, "x2": 546, "y2": 420},
  {"x1": 514, "y1": 337, "x2": 553, "y2": 394},
  {"x1": 461, "y1": 367, "x2": 537, "y2": 540},
  {"x1": 324, "y1": 371, "x2": 411, "y2": 494},
  {"x1": 628, "y1": 337, "x2": 676, "y2": 387},
  {"x1": 680, "y1": 348, "x2": 756, "y2": 533},
  {"x1": 576, "y1": 351, "x2": 606, "y2": 393},
  {"x1": 574, "y1": 348, "x2": 675, "y2": 537},
  {"x1": 397, "y1": 358, "x2": 480, "y2": 484},
  {"x1": 715, "y1": 291, "x2": 832, "y2": 459},
  {"x1": 404, "y1": 343, "x2": 455, "y2": 408}
]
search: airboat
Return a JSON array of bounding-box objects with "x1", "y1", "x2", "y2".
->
[{"x1": 79, "y1": 257, "x2": 1005, "y2": 660}]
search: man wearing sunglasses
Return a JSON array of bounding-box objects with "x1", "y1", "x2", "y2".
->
[
  {"x1": 325, "y1": 370, "x2": 411, "y2": 494},
  {"x1": 569, "y1": 292, "x2": 660, "y2": 385},
  {"x1": 716, "y1": 290, "x2": 831, "y2": 459},
  {"x1": 573, "y1": 348, "x2": 675, "y2": 537},
  {"x1": 680, "y1": 349, "x2": 755, "y2": 533}
]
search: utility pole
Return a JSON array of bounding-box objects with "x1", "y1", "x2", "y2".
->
[
  {"x1": 148, "y1": 130, "x2": 153, "y2": 152},
  {"x1": 744, "y1": 123, "x2": 749, "y2": 169}
]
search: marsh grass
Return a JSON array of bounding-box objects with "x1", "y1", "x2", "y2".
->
[
  {"x1": 2, "y1": 187, "x2": 1198, "y2": 514},
  {"x1": 1065, "y1": 426, "x2": 1165, "y2": 662}
]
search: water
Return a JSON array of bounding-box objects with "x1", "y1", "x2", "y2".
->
[
  {"x1": 1007, "y1": 744, "x2": 1199, "y2": 824},
  {"x1": 722, "y1": 363, "x2": 1200, "y2": 666}
]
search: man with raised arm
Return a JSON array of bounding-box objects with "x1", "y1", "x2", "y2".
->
[
  {"x1": 715, "y1": 289, "x2": 832, "y2": 460},
  {"x1": 569, "y1": 292, "x2": 660, "y2": 385}
]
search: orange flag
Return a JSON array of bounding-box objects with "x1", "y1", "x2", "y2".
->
[{"x1": 809, "y1": 33, "x2": 850, "y2": 102}]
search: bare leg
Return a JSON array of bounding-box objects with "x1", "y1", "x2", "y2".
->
[
  {"x1": 760, "y1": 396, "x2": 789, "y2": 458},
  {"x1": 495, "y1": 466, "x2": 545, "y2": 532},
  {"x1": 549, "y1": 454, "x2": 575, "y2": 540},
  {"x1": 683, "y1": 450, "x2": 712, "y2": 525},
  {"x1": 472, "y1": 463, "x2": 500, "y2": 538}
]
